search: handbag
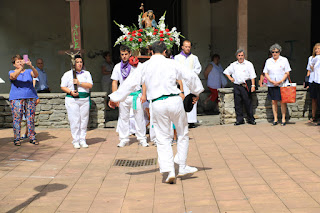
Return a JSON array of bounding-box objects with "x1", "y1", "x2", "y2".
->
[{"x1": 280, "y1": 75, "x2": 296, "y2": 103}]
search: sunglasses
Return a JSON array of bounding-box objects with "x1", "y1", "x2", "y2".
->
[{"x1": 271, "y1": 51, "x2": 280, "y2": 54}]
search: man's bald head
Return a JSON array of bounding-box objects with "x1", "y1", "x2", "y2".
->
[
  {"x1": 36, "y1": 58, "x2": 44, "y2": 70},
  {"x1": 181, "y1": 40, "x2": 192, "y2": 55}
]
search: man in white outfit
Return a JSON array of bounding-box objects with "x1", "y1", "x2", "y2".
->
[
  {"x1": 174, "y1": 40, "x2": 202, "y2": 128},
  {"x1": 111, "y1": 45, "x2": 148, "y2": 147},
  {"x1": 109, "y1": 41, "x2": 204, "y2": 184}
]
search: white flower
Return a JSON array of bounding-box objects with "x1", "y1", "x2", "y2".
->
[
  {"x1": 159, "y1": 24, "x2": 165, "y2": 30},
  {"x1": 138, "y1": 15, "x2": 143, "y2": 29}
]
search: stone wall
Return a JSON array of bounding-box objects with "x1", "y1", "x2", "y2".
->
[
  {"x1": 0, "y1": 92, "x2": 119, "y2": 129},
  {"x1": 218, "y1": 86, "x2": 311, "y2": 125}
]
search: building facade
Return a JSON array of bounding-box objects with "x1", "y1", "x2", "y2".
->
[{"x1": 0, "y1": 0, "x2": 315, "y2": 93}]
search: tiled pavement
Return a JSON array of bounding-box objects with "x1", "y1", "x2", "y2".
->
[{"x1": 1, "y1": 121, "x2": 320, "y2": 212}]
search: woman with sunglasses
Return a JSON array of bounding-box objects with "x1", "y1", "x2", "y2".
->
[{"x1": 263, "y1": 43, "x2": 292, "y2": 126}]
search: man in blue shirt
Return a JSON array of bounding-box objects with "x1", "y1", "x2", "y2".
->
[{"x1": 35, "y1": 58, "x2": 50, "y2": 93}]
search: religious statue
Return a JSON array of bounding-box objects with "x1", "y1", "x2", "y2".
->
[
  {"x1": 65, "y1": 43, "x2": 80, "y2": 96},
  {"x1": 140, "y1": 3, "x2": 157, "y2": 29}
]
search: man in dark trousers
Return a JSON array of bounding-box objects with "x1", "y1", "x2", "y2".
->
[{"x1": 224, "y1": 49, "x2": 257, "y2": 125}]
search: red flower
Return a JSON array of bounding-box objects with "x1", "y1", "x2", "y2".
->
[
  {"x1": 167, "y1": 33, "x2": 171, "y2": 36},
  {"x1": 165, "y1": 29, "x2": 170, "y2": 32},
  {"x1": 138, "y1": 38, "x2": 142, "y2": 42},
  {"x1": 160, "y1": 38, "x2": 164, "y2": 41},
  {"x1": 128, "y1": 32, "x2": 131, "y2": 35},
  {"x1": 153, "y1": 32, "x2": 157, "y2": 35},
  {"x1": 160, "y1": 31, "x2": 164, "y2": 34},
  {"x1": 169, "y1": 37, "x2": 173, "y2": 41},
  {"x1": 160, "y1": 34, "x2": 164, "y2": 37},
  {"x1": 154, "y1": 29, "x2": 158, "y2": 32},
  {"x1": 138, "y1": 29, "x2": 143, "y2": 32},
  {"x1": 132, "y1": 34, "x2": 136, "y2": 37},
  {"x1": 132, "y1": 30, "x2": 136, "y2": 34},
  {"x1": 137, "y1": 33, "x2": 142, "y2": 36},
  {"x1": 124, "y1": 37, "x2": 127, "y2": 40},
  {"x1": 129, "y1": 38, "x2": 133, "y2": 41}
]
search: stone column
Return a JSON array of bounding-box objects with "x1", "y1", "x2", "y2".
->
[{"x1": 237, "y1": 0, "x2": 248, "y2": 56}]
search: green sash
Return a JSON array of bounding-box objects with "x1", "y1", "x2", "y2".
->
[
  {"x1": 129, "y1": 90, "x2": 142, "y2": 110},
  {"x1": 66, "y1": 92, "x2": 90, "y2": 98},
  {"x1": 66, "y1": 92, "x2": 91, "y2": 108},
  {"x1": 151, "y1": 94, "x2": 179, "y2": 103}
]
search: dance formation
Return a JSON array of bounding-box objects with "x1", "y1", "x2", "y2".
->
[{"x1": 108, "y1": 41, "x2": 204, "y2": 183}]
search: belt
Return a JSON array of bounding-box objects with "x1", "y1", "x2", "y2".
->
[
  {"x1": 129, "y1": 90, "x2": 141, "y2": 110},
  {"x1": 151, "y1": 94, "x2": 179, "y2": 103}
]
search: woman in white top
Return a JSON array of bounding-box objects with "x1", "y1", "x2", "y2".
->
[
  {"x1": 263, "y1": 43, "x2": 292, "y2": 126},
  {"x1": 306, "y1": 43, "x2": 320, "y2": 123},
  {"x1": 61, "y1": 55, "x2": 93, "y2": 149},
  {"x1": 204, "y1": 54, "x2": 225, "y2": 108}
]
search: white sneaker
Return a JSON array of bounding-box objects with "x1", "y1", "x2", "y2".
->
[
  {"x1": 73, "y1": 142, "x2": 80, "y2": 149},
  {"x1": 117, "y1": 141, "x2": 127, "y2": 148},
  {"x1": 177, "y1": 165, "x2": 198, "y2": 177},
  {"x1": 165, "y1": 170, "x2": 176, "y2": 184},
  {"x1": 139, "y1": 140, "x2": 149, "y2": 147},
  {"x1": 80, "y1": 141, "x2": 89, "y2": 148}
]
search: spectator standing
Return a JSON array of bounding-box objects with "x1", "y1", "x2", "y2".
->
[
  {"x1": 35, "y1": 58, "x2": 50, "y2": 93},
  {"x1": 204, "y1": 54, "x2": 226, "y2": 108},
  {"x1": 9, "y1": 55, "x2": 38, "y2": 146},
  {"x1": 101, "y1": 51, "x2": 114, "y2": 94},
  {"x1": 224, "y1": 49, "x2": 257, "y2": 125},
  {"x1": 306, "y1": 43, "x2": 320, "y2": 123},
  {"x1": 263, "y1": 43, "x2": 292, "y2": 126}
]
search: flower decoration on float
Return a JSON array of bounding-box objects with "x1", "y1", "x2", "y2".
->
[{"x1": 114, "y1": 11, "x2": 184, "y2": 53}]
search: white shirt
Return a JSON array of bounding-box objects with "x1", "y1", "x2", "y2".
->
[
  {"x1": 60, "y1": 70, "x2": 93, "y2": 93},
  {"x1": 207, "y1": 62, "x2": 224, "y2": 89},
  {"x1": 306, "y1": 56, "x2": 315, "y2": 83},
  {"x1": 109, "y1": 55, "x2": 204, "y2": 102},
  {"x1": 111, "y1": 62, "x2": 141, "y2": 92},
  {"x1": 174, "y1": 53, "x2": 202, "y2": 75},
  {"x1": 311, "y1": 55, "x2": 320, "y2": 84},
  {"x1": 223, "y1": 59, "x2": 256, "y2": 85},
  {"x1": 263, "y1": 56, "x2": 291, "y2": 87}
]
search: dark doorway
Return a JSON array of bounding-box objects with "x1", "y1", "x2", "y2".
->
[
  {"x1": 311, "y1": 0, "x2": 320, "y2": 49},
  {"x1": 110, "y1": 0, "x2": 181, "y2": 63}
]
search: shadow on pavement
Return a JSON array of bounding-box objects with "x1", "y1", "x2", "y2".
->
[
  {"x1": 6, "y1": 183, "x2": 68, "y2": 213},
  {"x1": 0, "y1": 131, "x2": 57, "y2": 145},
  {"x1": 86, "y1": 137, "x2": 106, "y2": 145},
  {"x1": 126, "y1": 166, "x2": 212, "y2": 176}
]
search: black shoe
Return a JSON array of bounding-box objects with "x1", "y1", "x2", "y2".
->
[
  {"x1": 281, "y1": 122, "x2": 286, "y2": 126},
  {"x1": 248, "y1": 120, "x2": 256, "y2": 125},
  {"x1": 272, "y1": 121, "x2": 278, "y2": 126},
  {"x1": 234, "y1": 121, "x2": 244, "y2": 126},
  {"x1": 188, "y1": 123, "x2": 196, "y2": 128}
]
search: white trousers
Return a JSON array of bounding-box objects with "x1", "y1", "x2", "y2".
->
[
  {"x1": 182, "y1": 80, "x2": 198, "y2": 123},
  {"x1": 118, "y1": 95, "x2": 146, "y2": 143},
  {"x1": 152, "y1": 96, "x2": 189, "y2": 173},
  {"x1": 65, "y1": 97, "x2": 90, "y2": 144}
]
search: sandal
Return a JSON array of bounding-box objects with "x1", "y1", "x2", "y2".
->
[
  {"x1": 14, "y1": 139, "x2": 21, "y2": 146},
  {"x1": 308, "y1": 117, "x2": 316, "y2": 123},
  {"x1": 30, "y1": 139, "x2": 39, "y2": 145}
]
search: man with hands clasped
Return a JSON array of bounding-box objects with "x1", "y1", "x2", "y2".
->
[{"x1": 224, "y1": 49, "x2": 257, "y2": 126}]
